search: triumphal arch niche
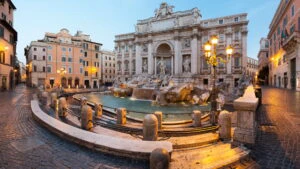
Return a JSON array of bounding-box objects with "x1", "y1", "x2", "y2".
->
[{"x1": 115, "y1": 2, "x2": 248, "y2": 88}]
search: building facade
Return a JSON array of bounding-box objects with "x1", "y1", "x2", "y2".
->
[
  {"x1": 115, "y1": 3, "x2": 248, "y2": 89},
  {"x1": 246, "y1": 57, "x2": 258, "y2": 79},
  {"x1": 100, "y1": 50, "x2": 115, "y2": 85},
  {"x1": 257, "y1": 38, "x2": 269, "y2": 70},
  {"x1": 0, "y1": 0, "x2": 17, "y2": 90},
  {"x1": 25, "y1": 29, "x2": 102, "y2": 88},
  {"x1": 268, "y1": 0, "x2": 300, "y2": 90}
]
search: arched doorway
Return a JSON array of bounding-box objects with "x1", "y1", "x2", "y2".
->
[
  {"x1": 68, "y1": 77, "x2": 72, "y2": 88},
  {"x1": 155, "y1": 43, "x2": 173, "y2": 75},
  {"x1": 61, "y1": 77, "x2": 67, "y2": 88},
  {"x1": 74, "y1": 77, "x2": 80, "y2": 87}
]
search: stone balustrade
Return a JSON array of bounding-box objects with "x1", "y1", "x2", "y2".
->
[{"x1": 31, "y1": 100, "x2": 173, "y2": 160}]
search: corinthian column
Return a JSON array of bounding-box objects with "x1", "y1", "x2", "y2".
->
[
  {"x1": 174, "y1": 33, "x2": 182, "y2": 74},
  {"x1": 135, "y1": 43, "x2": 142, "y2": 75},
  {"x1": 191, "y1": 29, "x2": 198, "y2": 74},
  {"x1": 148, "y1": 39, "x2": 153, "y2": 75}
]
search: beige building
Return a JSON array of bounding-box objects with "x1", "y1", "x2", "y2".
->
[
  {"x1": 267, "y1": 0, "x2": 300, "y2": 90},
  {"x1": 100, "y1": 50, "x2": 115, "y2": 85},
  {"x1": 0, "y1": 0, "x2": 17, "y2": 90},
  {"x1": 257, "y1": 38, "x2": 269, "y2": 71},
  {"x1": 25, "y1": 29, "x2": 102, "y2": 88},
  {"x1": 115, "y1": 3, "x2": 248, "y2": 89},
  {"x1": 246, "y1": 57, "x2": 258, "y2": 78}
]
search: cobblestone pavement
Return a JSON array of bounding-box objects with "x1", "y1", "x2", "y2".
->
[
  {"x1": 252, "y1": 86, "x2": 300, "y2": 169},
  {"x1": 0, "y1": 84, "x2": 147, "y2": 169}
]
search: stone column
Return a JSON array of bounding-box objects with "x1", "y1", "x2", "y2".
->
[
  {"x1": 241, "y1": 28, "x2": 248, "y2": 71},
  {"x1": 192, "y1": 110, "x2": 202, "y2": 127},
  {"x1": 116, "y1": 108, "x2": 127, "y2": 125},
  {"x1": 148, "y1": 39, "x2": 153, "y2": 75},
  {"x1": 135, "y1": 43, "x2": 142, "y2": 74},
  {"x1": 154, "y1": 57, "x2": 157, "y2": 75},
  {"x1": 154, "y1": 111, "x2": 163, "y2": 130},
  {"x1": 150, "y1": 148, "x2": 170, "y2": 169},
  {"x1": 226, "y1": 32, "x2": 232, "y2": 74},
  {"x1": 174, "y1": 33, "x2": 182, "y2": 74},
  {"x1": 191, "y1": 29, "x2": 198, "y2": 74},
  {"x1": 129, "y1": 43, "x2": 133, "y2": 75},
  {"x1": 218, "y1": 110, "x2": 231, "y2": 140},
  {"x1": 233, "y1": 85, "x2": 258, "y2": 145},
  {"x1": 143, "y1": 114, "x2": 158, "y2": 141}
]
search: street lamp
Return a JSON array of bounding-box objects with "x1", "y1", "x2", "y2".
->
[{"x1": 203, "y1": 36, "x2": 233, "y2": 125}]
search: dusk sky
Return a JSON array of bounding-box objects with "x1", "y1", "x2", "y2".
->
[{"x1": 13, "y1": 0, "x2": 280, "y2": 64}]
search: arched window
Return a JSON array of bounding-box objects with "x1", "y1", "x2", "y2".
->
[{"x1": 0, "y1": 51, "x2": 5, "y2": 63}]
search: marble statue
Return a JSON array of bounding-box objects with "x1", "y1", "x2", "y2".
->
[
  {"x1": 158, "y1": 58, "x2": 166, "y2": 75},
  {"x1": 183, "y1": 58, "x2": 191, "y2": 72},
  {"x1": 142, "y1": 60, "x2": 148, "y2": 73}
]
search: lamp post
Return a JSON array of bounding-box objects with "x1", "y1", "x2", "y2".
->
[{"x1": 203, "y1": 35, "x2": 233, "y2": 125}]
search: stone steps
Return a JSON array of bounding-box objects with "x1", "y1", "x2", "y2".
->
[{"x1": 170, "y1": 143, "x2": 250, "y2": 169}]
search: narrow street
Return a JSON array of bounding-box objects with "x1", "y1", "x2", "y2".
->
[{"x1": 252, "y1": 86, "x2": 300, "y2": 169}]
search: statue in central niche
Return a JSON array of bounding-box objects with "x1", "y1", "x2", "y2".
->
[{"x1": 158, "y1": 58, "x2": 166, "y2": 75}]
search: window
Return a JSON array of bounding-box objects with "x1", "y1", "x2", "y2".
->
[
  {"x1": 33, "y1": 55, "x2": 37, "y2": 60},
  {"x1": 34, "y1": 48, "x2": 37, "y2": 51},
  {"x1": 48, "y1": 46, "x2": 52, "y2": 50},
  {"x1": 62, "y1": 47, "x2": 66, "y2": 51},
  {"x1": 95, "y1": 45, "x2": 100, "y2": 51},
  {"x1": 219, "y1": 19, "x2": 223, "y2": 24},
  {"x1": 96, "y1": 72, "x2": 98, "y2": 77},
  {"x1": 203, "y1": 79, "x2": 208, "y2": 85},
  {"x1": 68, "y1": 67, "x2": 72, "y2": 73},
  {"x1": 277, "y1": 26, "x2": 280, "y2": 35},
  {"x1": 0, "y1": 51, "x2": 5, "y2": 63},
  {"x1": 69, "y1": 48, "x2": 72, "y2": 52},
  {"x1": 1, "y1": 13, "x2": 6, "y2": 21},
  {"x1": 9, "y1": 35, "x2": 13, "y2": 43},
  {"x1": 219, "y1": 79, "x2": 224, "y2": 83},
  {"x1": 84, "y1": 71, "x2": 88, "y2": 76},
  {"x1": 48, "y1": 55, "x2": 52, "y2": 61},
  {"x1": 290, "y1": 24, "x2": 295, "y2": 34},
  {"x1": 84, "y1": 52, "x2": 87, "y2": 57},
  {"x1": 291, "y1": 5, "x2": 295, "y2": 17},
  {"x1": 283, "y1": 16, "x2": 288, "y2": 28},
  {"x1": 219, "y1": 34, "x2": 225, "y2": 42},
  {"x1": 62, "y1": 56, "x2": 66, "y2": 62},
  {"x1": 86, "y1": 61, "x2": 89, "y2": 66},
  {"x1": 83, "y1": 43, "x2": 88, "y2": 49},
  {"x1": 234, "y1": 17, "x2": 239, "y2": 22},
  {"x1": 43, "y1": 56, "x2": 45, "y2": 60},
  {"x1": 0, "y1": 26, "x2": 3, "y2": 38},
  {"x1": 33, "y1": 65, "x2": 37, "y2": 72},
  {"x1": 68, "y1": 57, "x2": 72, "y2": 62},
  {"x1": 234, "y1": 57, "x2": 240, "y2": 67},
  {"x1": 83, "y1": 61, "x2": 85, "y2": 66},
  {"x1": 47, "y1": 66, "x2": 51, "y2": 73},
  {"x1": 95, "y1": 53, "x2": 98, "y2": 58},
  {"x1": 80, "y1": 67, "x2": 83, "y2": 74},
  {"x1": 43, "y1": 66, "x2": 45, "y2": 72},
  {"x1": 43, "y1": 48, "x2": 46, "y2": 52}
]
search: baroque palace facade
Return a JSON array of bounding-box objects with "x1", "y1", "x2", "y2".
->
[
  {"x1": 115, "y1": 3, "x2": 248, "y2": 89},
  {"x1": 25, "y1": 29, "x2": 103, "y2": 88},
  {"x1": 267, "y1": 0, "x2": 300, "y2": 91}
]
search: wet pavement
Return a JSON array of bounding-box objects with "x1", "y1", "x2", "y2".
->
[
  {"x1": 252, "y1": 86, "x2": 300, "y2": 169},
  {"x1": 0, "y1": 84, "x2": 147, "y2": 169},
  {"x1": 1, "y1": 85, "x2": 300, "y2": 168}
]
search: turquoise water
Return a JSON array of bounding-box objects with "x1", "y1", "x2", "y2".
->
[{"x1": 84, "y1": 93, "x2": 211, "y2": 122}]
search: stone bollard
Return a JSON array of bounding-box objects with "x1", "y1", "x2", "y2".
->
[
  {"x1": 81, "y1": 105, "x2": 93, "y2": 130},
  {"x1": 154, "y1": 111, "x2": 163, "y2": 130},
  {"x1": 50, "y1": 92, "x2": 58, "y2": 108},
  {"x1": 218, "y1": 110, "x2": 232, "y2": 140},
  {"x1": 41, "y1": 91, "x2": 49, "y2": 105},
  {"x1": 150, "y1": 148, "x2": 170, "y2": 169},
  {"x1": 143, "y1": 114, "x2": 158, "y2": 141},
  {"x1": 94, "y1": 103, "x2": 103, "y2": 119},
  {"x1": 80, "y1": 97, "x2": 87, "y2": 109},
  {"x1": 58, "y1": 97, "x2": 68, "y2": 117},
  {"x1": 192, "y1": 110, "x2": 202, "y2": 127},
  {"x1": 116, "y1": 108, "x2": 127, "y2": 125}
]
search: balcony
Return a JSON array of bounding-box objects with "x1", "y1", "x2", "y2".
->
[
  {"x1": 232, "y1": 66, "x2": 242, "y2": 73},
  {"x1": 217, "y1": 67, "x2": 226, "y2": 74},
  {"x1": 282, "y1": 31, "x2": 300, "y2": 52},
  {"x1": 201, "y1": 67, "x2": 211, "y2": 75}
]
